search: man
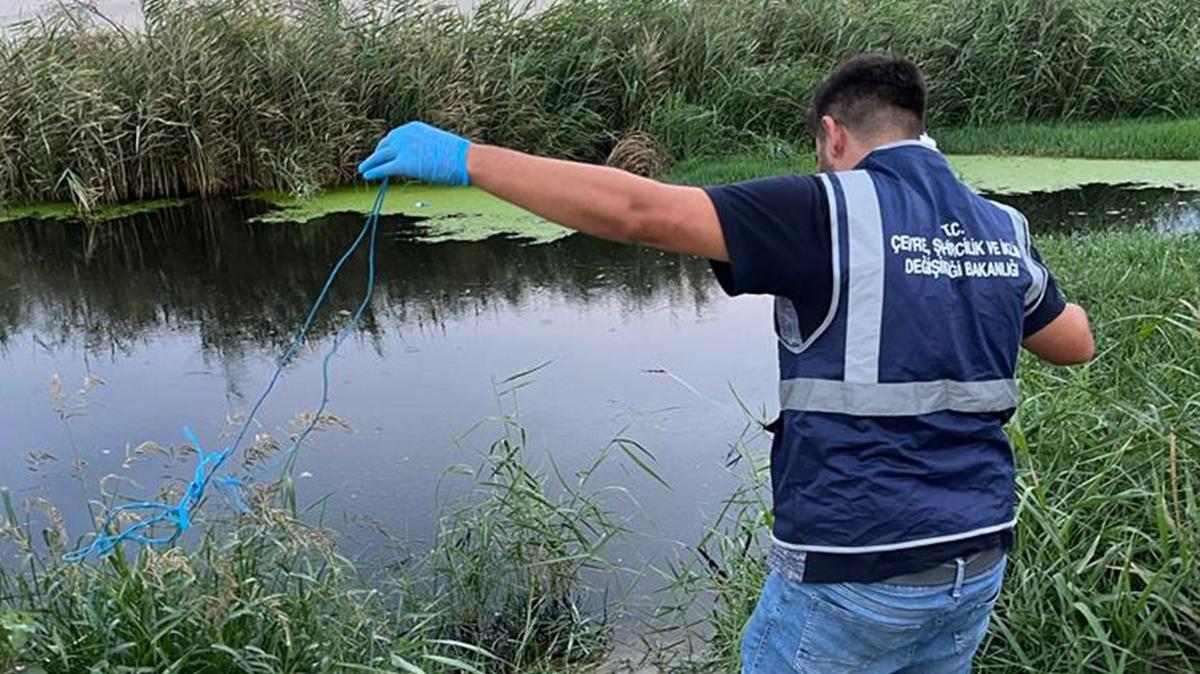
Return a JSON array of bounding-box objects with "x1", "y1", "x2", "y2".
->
[{"x1": 359, "y1": 53, "x2": 1094, "y2": 673}]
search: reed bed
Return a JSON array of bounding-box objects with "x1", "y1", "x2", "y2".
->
[{"x1": 1, "y1": 0, "x2": 1198, "y2": 208}]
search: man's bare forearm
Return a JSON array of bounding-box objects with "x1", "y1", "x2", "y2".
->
[
  {"x1": 468, "y1": 143, "x2": 673, "y2": 243},
  {"x1": 1023, "y1": 302, "x2": 1095, "y2": 365},
  {"x1": 467, "y1": 144, "x2": 728, "y2": 260}
]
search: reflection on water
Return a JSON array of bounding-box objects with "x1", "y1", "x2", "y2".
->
[
  {"x1": 991, "y1": 184, "x2": 1200, "y2": 234},
  {"x1": 0, "y1": 184, "x2": 1196, "y2": 578},
  {"x1": 0, "y1": 199, "x2": 719, "y2": 356},
  {"x1": 3, "y1": 185, "x2": 1193, "y2": 357}
]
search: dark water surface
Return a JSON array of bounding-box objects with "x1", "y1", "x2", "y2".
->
[
  {"x1": 999, "y1": 184, "x2": 1200, "y2": 234},
  {"x1": 1, "y1": 184, "x2": 1197, "y2": 586},
  {"x1": 1, "y1": 198, "x2": 772, "y2": 583}
]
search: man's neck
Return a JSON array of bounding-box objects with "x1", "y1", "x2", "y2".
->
[
  {"x1": 862, "y1": 132, "x2": 921, "y2": 153},
  {"x1": 840, "y1": 132, "x2": 920, "y2": 170}
]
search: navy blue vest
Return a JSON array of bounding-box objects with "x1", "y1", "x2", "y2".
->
[{"x1": 770, "y1": 141, "x2": 1046, "y2": 554}]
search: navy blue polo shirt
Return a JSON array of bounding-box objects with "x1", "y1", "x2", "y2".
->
[{"x1": 706, "y1": 173, "x2": 1066, "y2": 583}]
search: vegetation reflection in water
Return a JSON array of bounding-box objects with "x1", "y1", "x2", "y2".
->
[
  {"x1": 0, "y1": 199, "x2": 719, "y2": 356},
  {"x1": 2, "y1": 185, "x2": 1195, "y2": 358}
]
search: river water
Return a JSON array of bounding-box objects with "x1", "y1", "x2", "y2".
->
[{"x1": 1, "y1": 184, "x2": 1197, "y2": 586}]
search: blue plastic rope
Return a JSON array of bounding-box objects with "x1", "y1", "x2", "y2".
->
[{"x1": 64, "y1": 179, "x2": 389, "y2": 562}]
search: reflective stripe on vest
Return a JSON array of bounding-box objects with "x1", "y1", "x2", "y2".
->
[
  {"x1": 840, "y1": 170, "x2": 886, "y2": 384},
  {"x1": 991, "y1": 200, "x2": 1048, "y2": 316},
  {"x1": 777, "y1": 174, "x2": 844, "y2": 355},
  {"x1": 780, "y1": 377, "x2": 1020, "y2": 417}
]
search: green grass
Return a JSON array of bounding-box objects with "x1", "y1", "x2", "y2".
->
[
  {"x1": 1, "y1": 0, "x2": 1198, "y2": 207},
  {"x1": 660, "y1": 231, "x2": 1200, "y2": 674},
  {"x1": 660, "y1": 148, "x2": 816, "y2": 186},
  {"x1": 3, "y1": 1, "x2": 1200, "y2": 662},
  {"x1": 936, "y1": 117, "x2": 1200, "y2": 160},
  {"x1": 663, "y1": 146, "x2": 1200, "y2": 194}
]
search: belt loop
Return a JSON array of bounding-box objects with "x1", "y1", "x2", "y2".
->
[
  {"x1": 951, "y1": 557, "x2": 966, "y2": 599},
  {"x1": 950, "y1": 556, "x2": 969, "y2": 597}
]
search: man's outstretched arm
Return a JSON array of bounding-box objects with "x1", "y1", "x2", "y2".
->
[
  {"x1": 357, "y1": 122, "x2": 727, "y2": 261},
  {"x1": 468, "y1": 144, "x2": 728, "y2": 261}
]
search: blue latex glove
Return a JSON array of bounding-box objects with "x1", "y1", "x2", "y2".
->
[{"x1": 358, "y1": 122, "x2": 471, "y2": 185}]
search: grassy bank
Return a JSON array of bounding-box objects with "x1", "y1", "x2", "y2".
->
[
  {"x1": 659, "y1": 114, "x2": 1200, "y2": 187},
  {"x1": 1, "y1": 0, "x2": 1198, "y2": 207},
  {"x1": 665, "y1": 231, "x2": 1200, "y2": 673},
  {"x1": 10, "y1": 141, "x2": 1200, "y2": 228},
  {"x1": 660, "y1": 114, "x2": 1200, "y2": 187},
  {"x1": 662, "y1": 148, "x2": 1200, "y2": 194},
  {"x1": 936, "y1": 117, "x2": 1200, "y2": 161}
]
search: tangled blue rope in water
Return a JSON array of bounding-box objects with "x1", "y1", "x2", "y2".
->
[{"x1": 63, "y1": 179, "x2": 389, "y2": 562}]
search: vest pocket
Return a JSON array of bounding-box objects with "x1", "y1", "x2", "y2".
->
[
  {"x1": 775, "y1": 293, "x2": 837, "y2": 354},
  {"x1": 774, "y1": 296, "x2": 806, "y2": 352}
]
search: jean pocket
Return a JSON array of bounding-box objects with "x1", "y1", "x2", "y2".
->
[
  {"x1": 955, "y1": 568, "x2": 1003, "y2": 628},
  {"x1": 794, "y1": 585, "x2": 925, "y2": 669},
  {"x1": 950, "y1": 570, "x2": 1005, "y2": 655},
  {"x1": 744, "y1": 572, "x2": 812, "y2": 674},
  {"x1": 963, "y1": 562, "x2": 1005, "y2": 617},
  {"x1": 977, "y1": 577, "x2": 1002, "y2": 606}
]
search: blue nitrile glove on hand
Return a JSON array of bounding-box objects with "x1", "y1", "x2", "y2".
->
[{"x1": 358, "y1": 122, "x2": 471, "y2": 185}]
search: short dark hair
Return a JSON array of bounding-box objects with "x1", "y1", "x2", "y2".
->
[{"x1": 806, "y1": 53, "x2": 927, "y2": 139}]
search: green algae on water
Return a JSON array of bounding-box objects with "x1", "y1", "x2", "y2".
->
[
  {"x1": 663, "y1": 150, "x2": 1200, "y2": 195},
  {"x1": 0, "y1": 198, "x2": 187, "y2": 224},
  {"x1": 253, "y1": 185, "x2": 570, "y2": 243},
  {"x1": 950, "y1": 156, "x2": 1200, "y2": 195}
]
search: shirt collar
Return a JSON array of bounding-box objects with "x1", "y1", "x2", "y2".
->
[{"x1": 868, "y1": 138, "x2": 941, "y2": 155}]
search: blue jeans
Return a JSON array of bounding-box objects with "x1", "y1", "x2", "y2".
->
[{"x1": 741, "y1": 556, "x2": 1005, "y2": 673}]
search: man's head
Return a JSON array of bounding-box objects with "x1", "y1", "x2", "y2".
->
[{"x1": 807, "y1": 53, "x2": 927, "y2": 172}]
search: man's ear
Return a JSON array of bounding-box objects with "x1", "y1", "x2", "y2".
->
[{"x1": 820, "y1": 115, "x2": 843, "y2": 158}]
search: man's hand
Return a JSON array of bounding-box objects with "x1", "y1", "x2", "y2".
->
[
  {"x1": 358, "y1": 122, "x2": 471, "y2": 186},
  {"x1": 358, "y1": 121, "x2": 728, "y2": 261}
]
